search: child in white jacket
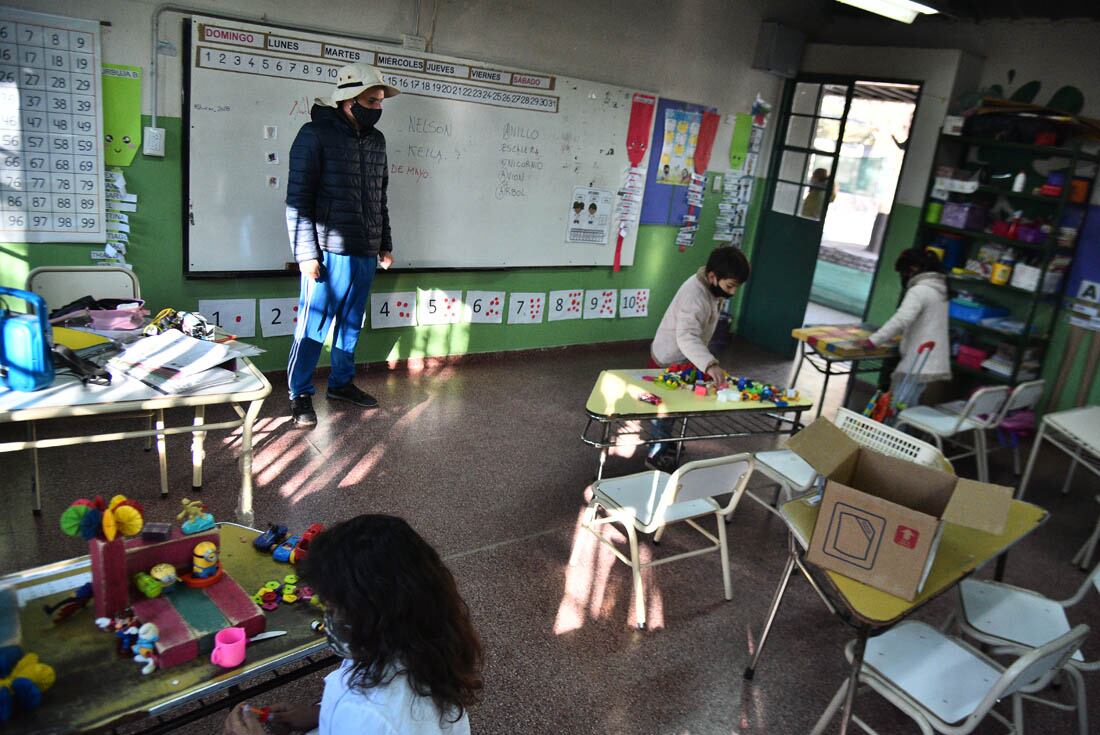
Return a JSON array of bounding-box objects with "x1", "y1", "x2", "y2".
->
[
  {"x1": 866, "y1": 248, "x2": 951, "y2": 403},
  {"x1": 646, "y1": 246, "x2": 751, "y2": 471}
]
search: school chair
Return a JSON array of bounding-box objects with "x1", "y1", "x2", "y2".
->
[
  {"x1": 22, "y1": 267, "x2": 166, "y2": 510},
  {"x1": 810, "y1": 621, "x2": 1090, "y2": 735},
  {"x1": 935, "y1": 380, "x2": 1045, "y2": 475},
  {"x1": 575, "y1": 453, "x2": 753, "y2": 630},
  {"x1": 894, "y1": 385, "x2": 1010, "y2": 482},
  {"x1": 751, "y1": 408, "x2": 950, "y2": 508},
  {"x1": 948, "y1": 560, "x2": 1100, "y2": 735}
]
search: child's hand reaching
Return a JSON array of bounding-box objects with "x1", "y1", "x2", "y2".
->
[
  {"x1": 225, "y1": 702, "x2": 321, "y2": 735},
  {"x1": 706, "y1": 365, "x2": 727, "y2": 389}
]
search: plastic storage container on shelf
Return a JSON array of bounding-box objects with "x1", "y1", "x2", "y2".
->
[
  {"x1": 940, "y1": 202, "x2": 986, "y2": 230},
  {"x1": 956, "y1": 345, "x2": 990, "y2": 369},
  {"x1": 949, "y1": 299, "x2": 1009, "y2": 324},
  {"x1": 1010, "y1": 264, "x2": 1063, "y2": 294}
]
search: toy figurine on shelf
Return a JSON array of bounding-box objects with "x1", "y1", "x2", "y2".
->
[
  {"x1": 95, "y1": 610, "x2": 140, "y2": 657},
  {"x1": 180, "y1": 541, "x2": 223, "y2": 588},
  {"x1": 41, "y1": 582, "x2": 93, "y2": 624},
  {"x1": 0, "y1": 646, "x2": 56, "y2": 722},
  {"x1": 177, "y1": 498, "x2": 215, "y2": 535},
  {"x1": 149, "y1": 563, "x2": 178, "y2": 593},
  {"x1": 58, "y1": 494, "x2": 145, "y2": 542},
  {"x1": 132, "y1": 622, "x2": 159, "y2": 675}
]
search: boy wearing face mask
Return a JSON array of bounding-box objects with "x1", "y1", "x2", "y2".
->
[
  {"x1": 646, "y1": 245, "x2": 751, "y2": 472},
  {"x1": 285, "y1": 63, "x2": 399, "y2": 428}
]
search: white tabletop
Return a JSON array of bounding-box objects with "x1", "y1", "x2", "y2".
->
[
  {"x1": 1044, "y1": 406, "x2": 1100, "y2": 456},
  {"x1": 0, "y1": 359, "x2": 270, "y2": 422}
]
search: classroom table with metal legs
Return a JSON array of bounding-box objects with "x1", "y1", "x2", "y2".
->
[{"x1": 744, "y1": 494, "x2": 1047, "y2": 735}]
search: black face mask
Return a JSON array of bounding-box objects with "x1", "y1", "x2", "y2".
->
[
  {"x1": 350, "y1": 102, "x2": 382, "y2": 129},
  {"x1": 708, "y1": 283, "x2": 730, "y2": 299}
]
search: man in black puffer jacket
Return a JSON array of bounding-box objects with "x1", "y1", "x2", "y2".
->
[{"x1": 285, "y1": 63, "x2": 398, "y2": 427}]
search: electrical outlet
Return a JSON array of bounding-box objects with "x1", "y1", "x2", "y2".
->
[{"x1": 143, "y1": 126, "x2": 165, "y2": 157}]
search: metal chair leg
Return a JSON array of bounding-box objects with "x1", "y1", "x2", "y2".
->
[
  {"x1": 626, "y1": 523, "x2": 646, "y2": 630},
  {"x1": 744, "y1": 534, "x2": 797, "y2": 680}
]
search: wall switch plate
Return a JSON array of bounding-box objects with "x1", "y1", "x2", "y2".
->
[{"x1": 143, "y1": 126, "x2": 165, "y2": 157}]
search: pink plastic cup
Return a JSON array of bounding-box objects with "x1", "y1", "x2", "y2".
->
[{"x1": 210, "y1": 627, "x2": 247, "y2": 668}]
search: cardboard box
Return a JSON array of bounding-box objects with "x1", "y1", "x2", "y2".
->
[{"x1": 789, "y1": 420, "x2": 1012, "y2": 601}]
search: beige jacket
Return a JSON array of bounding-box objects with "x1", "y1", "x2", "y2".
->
[
  {"x1": 650, "y1": 268, "x2": 723, "y2": 371},
  {"x1": 869, "y1": 272, "x2": 951, "y2": 383}
]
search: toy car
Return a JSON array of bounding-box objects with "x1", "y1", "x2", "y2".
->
[
  {"x1": 253, "y1": 523, "x2": 288, "y2": 553},
  {"x1": 289, "y1": 524, "x2": 324, "y2": 564},
  {"x1": 272, "y1": 535, "x2": 300, "y2": 563}
]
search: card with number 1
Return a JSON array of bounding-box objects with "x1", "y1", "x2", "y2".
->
[
  {"x1": 507, "y1": 292, "x2": 545, "y2": 324},
  {"x1": 370, "y1": 292, "x2": 418, "y2": 329}
]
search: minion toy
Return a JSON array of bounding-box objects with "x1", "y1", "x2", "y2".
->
[
  {"x1": 181, "y1": 541, "x2": 224, "y2": 588},
  {"x1": 192, "y1": 542, "x2": 219, "y2": 578}
]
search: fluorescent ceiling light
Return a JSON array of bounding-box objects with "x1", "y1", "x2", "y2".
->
[{"x1": 835, "y1": 0, "x2": 939, "y2": 24}]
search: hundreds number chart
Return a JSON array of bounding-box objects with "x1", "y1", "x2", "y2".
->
[{"x1": 0, "y1": 8, "x2": 104, "y2": 243}]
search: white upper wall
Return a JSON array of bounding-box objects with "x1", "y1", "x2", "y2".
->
[{"x1": 11, "y1": 0, "x2": 828, "y2": 170}]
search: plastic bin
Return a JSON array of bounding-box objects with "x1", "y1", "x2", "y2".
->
[
  {"x1": 957, "y1": 345, "x2": 990, "y2": 370},
  {"x1": 940, "y1": 203, "x2": 986, "y2": 231},
  {"x1": 949, "y1": 300, "x2": 1009, "y2": 323}
]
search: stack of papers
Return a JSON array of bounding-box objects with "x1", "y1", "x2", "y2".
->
[{"x1": 108, "y1": 329, "x2": 240, "y2": 394}]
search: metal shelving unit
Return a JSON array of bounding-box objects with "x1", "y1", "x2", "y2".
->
[{"x1": 919, "y1": 131, "x2": 1098, "y2": 385}]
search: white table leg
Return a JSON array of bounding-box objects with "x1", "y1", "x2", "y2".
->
[
  {"x1": 1016, "y1": 421, "x2": 1045, "y2": 500},
  {"x1": 236, "y1": 398, "x2": 265, "y2": 526},
  {"x1": 192, "y1": 405, "x2": 206, "y2": 490},
  {"x1": 156, "y1": 409, "x2": 168, "y2": 497},
  {"x1": 29, "y1": 421, "x2": 41, "y2": 514},
  {"x1": 1061, "y1": 448, "x2": 1081, "y2": 495}
]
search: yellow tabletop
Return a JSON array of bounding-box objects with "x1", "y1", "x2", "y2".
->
[
  {"x1": 781, "y1": 496, "x2": 1047, "y2": 626},
  {"x1": 585, "y1": 369, "x2": 815, "y2": 418},
  {"x1": 791, "y1": 323, "x2": 898, "y2": 360}
]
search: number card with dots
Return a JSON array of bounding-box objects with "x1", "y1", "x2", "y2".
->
[
  {"x1": 464, "y1": 290, "x2": 504, "y2": 324},
  {"x1": 198, "y1": 298, "x2": 257, "y2": 338},
  {"x1": 507, "y1": 292, "x2": 544, "y2": 325},
  {"x1": 370, "y1": 291, "x2": 418, "y2": 329},
  {"x1": 0, "y1": 9, "x2": 105, "y2": 243},
  {"x1": 258, "y1": 297, "x2": 301, "y2": 337},
  {"x1": 547, "y1": 289, "x2": 583, "y2": 322},
  {"x1": 583, "y1": 289, "x2": 617, "y2": 319},
  {"x1": 417, "y1": 289, "x2": 463, "y2": 325},
  {"x1": 619, "y1": 288, "x2": 649, "y2": 318}
]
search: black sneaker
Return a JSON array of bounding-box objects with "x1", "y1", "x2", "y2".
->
[
  {"x1": 645, "y1": 452, "x2": 679, "y2": 474},
  {"x1": 326, "y1": 382, "x2": 379, "y2": 408},
  {"x1": 290, "y1": 395, "x2": 317, "y2": 427}
]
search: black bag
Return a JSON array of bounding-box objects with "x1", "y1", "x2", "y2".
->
[{"x1": 51, "y1": 344, "x2": 111, "y2": 385}]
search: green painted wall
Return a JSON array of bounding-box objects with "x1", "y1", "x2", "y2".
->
[{"x1": 0, "y1": 116, "x2": 738, "y2": 373}]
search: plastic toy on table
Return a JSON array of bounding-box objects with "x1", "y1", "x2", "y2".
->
[
  {"x1": 131, "y1": 622, "x2": 159, "y2": 675},
  {"x1": 177, "y1": 499, "x2": 215, "y2": 535},
  {"x1": 58, "y1": 495, "x2": 145, "y2": 543},
  {"x1": 273, "y1": 536, "x2": 300, "y2": 564},
  {"x1": 41, "y1": 582, "x2": 93, "y2": 624},
  {"x1": 638, "y1": 392, "x2": 662, "y2": 406},
  {"x1": 252, "y1": 524, "x2": 288, "y2": 553},
  {"x1": 289, "y1": 524, "x2": 324, "y2": 565},
  {"x1": 0, "y1": 645, "x2": 56, "y2": 721}
]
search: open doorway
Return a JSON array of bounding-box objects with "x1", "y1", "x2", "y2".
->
[{"x1": 805, "y1": 81, "x2": 919, "y2": 326}]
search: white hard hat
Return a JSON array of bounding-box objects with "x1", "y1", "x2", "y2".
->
[{"x1": 331, "y1": 63, "x2": 401, "y2": 104}]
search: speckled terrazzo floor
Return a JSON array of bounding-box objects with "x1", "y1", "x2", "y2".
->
[{"x1": 1, "y1": 337, "x2": 1096, "y2": 734}]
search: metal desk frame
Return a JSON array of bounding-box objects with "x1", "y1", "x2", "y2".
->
[
  {"x1": 789, "y1": 340, "x2": 890, "y2": 419},
  {"x1": 583, "y1": 406, "x2": 810, "y2": 480},
  {"x1": 0, "y1": 360, "x2": 271, "y2": 525}
]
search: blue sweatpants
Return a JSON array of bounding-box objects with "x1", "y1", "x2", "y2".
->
[{"x1": 287, "y1": 252, "x2": 377, "y2": 399}]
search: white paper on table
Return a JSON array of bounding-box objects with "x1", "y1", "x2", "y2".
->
[
  {"x1": 619, "y1": 288, "x2": 650, "y2": 318},
  {"x1": 417, "y1": 289, "x2": 463, "y2": 325},
  {"x1": 464, "y1": 291, "x2": 504, "y2": 323},
  {"x1": 547, "y1": 289, "x2": 584, "y2": 321},
  {"x1": 507, "y1": 292, "x2": 545, "y2": 324},
  {"x1": 111, "y1": 329, "x2": 233, "y2": 378},
  {"x1": 370, "y1": 292, "x2": 418, "y2": 329},
  {"x1": 583, "y1": 289, "x2": 617, "y2": 319}
]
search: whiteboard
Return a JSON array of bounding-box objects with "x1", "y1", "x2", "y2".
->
[{"x1": 185, "y1": 17, "x2": 654, "y2": 274}]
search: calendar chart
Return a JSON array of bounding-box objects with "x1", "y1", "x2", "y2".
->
[{"x1": 0, "y1": 8, "x2": 104, "y2": 243}]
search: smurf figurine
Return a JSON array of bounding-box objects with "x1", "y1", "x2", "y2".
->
[
  {"x1": 132, "y1": 622, "x2": 159, "y2": 675},
  {"x1": 192, "y1": 541, "x2": 220, "y2": 579},
  {"x1": 177, "y1": 498, "x2": 215, "y2": 535}
]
